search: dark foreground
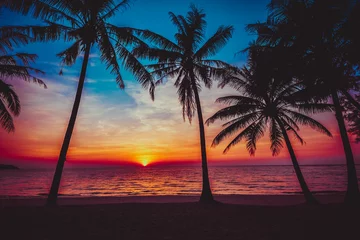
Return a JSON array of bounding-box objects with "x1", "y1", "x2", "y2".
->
[{"x1": 1, "y1": 202, "x2": 359, "y2": 240}]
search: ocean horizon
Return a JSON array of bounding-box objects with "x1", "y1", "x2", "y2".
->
[{"x1": 1, "y1": 165, "x2": 359, "y2": 198}]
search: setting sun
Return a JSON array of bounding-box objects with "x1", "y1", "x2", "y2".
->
[
  {"x1": 140, "y1": 158, "x2": 150, "y2": 167},
  {"x1": 137, "y1": 154, "x2": 154, "y2": 167}
]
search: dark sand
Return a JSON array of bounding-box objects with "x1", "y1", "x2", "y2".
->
[{"x1": 1, "y1": 195, "x2": 359, "y2": 240}]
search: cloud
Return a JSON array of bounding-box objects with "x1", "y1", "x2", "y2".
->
[
  {"x1": 79, "y1": 53, "x2": 100, "y2": 59},
  {"x1": 0, "y1": 74, "x2": 358, "y2": 165},
  {"x1": 65, "y1": 76, "x2": 97, "y2": 83}
]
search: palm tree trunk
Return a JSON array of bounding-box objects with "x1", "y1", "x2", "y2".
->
[
  {"x1": 331, "y1": 89, "x2": 359, "y2": 204},
  {"x1": 190, "y1": 74, "x2": 214, "y2": 203},
  {"x1": 276, "y1": 118, "x2": 318, "y2": 204},
  {"x1": 46, "y1": 44, "x2": 91, "y2": 206}
]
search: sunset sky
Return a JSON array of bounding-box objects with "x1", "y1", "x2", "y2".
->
[{"x1": 1, "y1": 0, "x2": 360, "y2": 168}]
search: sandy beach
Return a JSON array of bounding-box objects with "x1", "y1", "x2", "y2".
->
[{"x1": 1, "y1": 194, "x2": 359, "y2": 240}]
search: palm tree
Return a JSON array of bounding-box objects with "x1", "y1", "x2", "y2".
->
[
  {"x1": 0, "y1": 26, "x2": 46, "y2": 132},
  {"x1": 206, "y1": 47, "x2": 333, "y2": 204},
  {"x1": 247, "y1": 0, "x2": 360, "y2": 204},
  {"x1": 343, "y1": 93, "x2": 360, "y2": 143},
  {"x1": 133, "y1": 5, "x2": 234, "y2": 203},
  {"x1": 2, "y1": 0, "x2": 158, "y2": 206}
]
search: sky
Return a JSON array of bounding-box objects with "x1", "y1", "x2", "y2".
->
[{"x1": 1, "y1": 0, "x2": 360, "y2": 168}]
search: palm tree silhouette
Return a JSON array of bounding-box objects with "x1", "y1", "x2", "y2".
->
[
  {"x1": 247, "y1": 0, "x2": 360, "y2": 204},
  {"x1": 133, "y1": 5, "x2": 234, "y2": 203},
  {"x1": 343, "y1": 94, "x2": 360, "y2": 143},
  {"x1": 3, "y1": 0, "x2": 158, "y2": 205},
  {"x1": 206, "y1": 48, "x2": 333, "y2": 204},
  {"x1": 0, "y1": 26, "x2": 46, "y2": 132}
]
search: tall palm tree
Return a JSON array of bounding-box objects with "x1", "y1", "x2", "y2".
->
[
  {"x1": 133, "y1": 5, "x2": 234, "y2": 203},
  {"x1": 247, "y1": 0, "x2": 360, "y2": 204},
  {"x1": 2, "y1": 0, "x2": 158, "y2": 206},
  {"x1": 206, "y1": 60, "x2": 333, "y2": 204},
  {"x1": 0, "y1": 26, "x2": 46, "y2": 132}
]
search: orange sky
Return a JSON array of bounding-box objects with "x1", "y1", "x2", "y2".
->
[
  {"x1": 2, "y1": 0, "x2": 358, "y2": 168},
  {"x1": 1, "y1": 77, "x2": 360, "y2": 168}
]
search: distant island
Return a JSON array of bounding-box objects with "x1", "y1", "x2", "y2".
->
[{"x1": 0, "y1": 164, "x2": 19, "y2": 170}]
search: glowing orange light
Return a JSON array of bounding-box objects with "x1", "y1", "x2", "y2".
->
[{"x1": 141, "y1": 158, "x2": 149, "y2": 167}]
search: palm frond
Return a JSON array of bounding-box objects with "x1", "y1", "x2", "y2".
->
[
  {"x1": 168, "y1": 12, "x2": 186, "y2": 35},
  {"x1": 0, "y1": 80, "x2": 20, "y2": 132},
  {"x1": 177, "y1": 75, "x2": 195, "y2": 122},
  {"x1": 56, "y1": 40, "x2": 81, "y2": 66},
  {"x1": 195, "y1": 25, "x2": 234, "y2": 59},
  {"x1": 210, "y1": 112, "x2": 261, "y2": 147},
  {"x1": 246, "y1": 118, "x2": 266, "y2": 156},
  {"x1": 193, "y1": 64, "x2": 211, "y2": 88},
  {"x1": 134, "y1": 28, "x2": 182, "y2": 52},
  {"x1": 278, "y1": 112, "x2": 300, "y2": 131},
  {"x1": 116, "y1": 42, "x2": 155, "y2": 99},
  {"x1": 0, "y1": 97, "x2": 15, "y2": 132},
  {"x1": 98, "y1": 26, "x2": 124, "y2": 88},
  {"x1": 206, "y1": 104, "x2": 260, "y2": 125},
  {"x1": 200, "y1": 59, "x2": 235, "y2": 69},
  {"x1": 150, "y1": 66, "x2": 180, "y2": 80},
  {"x1": 296, "y1": 103, "x2": 334, "y2": 114},
  {"x1": 222, "y1": 119, "x2": 260, "y2": 154},
  {"x1": 215, "y1": 95, "x2": 264, "y2": 106},
  {"x1": 269, "y1": 118, "x2": 283, "y2": 156},
  {"x1": 3, "y1": 0, "x2": 81, "y2": 26},
  {"x1": 0, "y1": 64, "x2": 46, "y2": 87},
  {"x1": 286, "y1": 123, "x2": 305, "y2": 145},
  {"x1": 0, "y1": 27, "x2": 30, "y2": 54},
  {"x1": 106, "y1": 25, "x2": 144, "y2": 46},
  {"x1": 132, "y1": 44, "x2": 182, "y2": 63},
  {"x1": 218, "y1": 71, "x2": 250, "y2": 91},
  {"x1": 197, "y1": 62, "x2": 235, "y2": 81},
  {"x1": 284, "y1": 109, "x2": 332, "y2": 137},
  {"x1": 0, "y1": 53, "x2": 37, "y2": 66},
  {"x1": 101, "y1": 0, "x2": 131, "y2": 20},
  {"x1": 0, "y1": 80, "x2": 20, "y2": 116}
]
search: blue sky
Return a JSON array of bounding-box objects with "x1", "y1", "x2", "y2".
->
[
  {"x1": 1, "y1": 0, "x2": 270, "y2": 114},
  {"x1": 4, "y1": 0, "x2": 351, "y2": 166},
  {"x1": 1, "y1": 0, "x2": 269, "y2": 81}
]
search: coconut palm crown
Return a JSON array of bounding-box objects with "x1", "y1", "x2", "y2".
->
[
  {"x1": 207, "y1": 71, "x2": 332, "y2": 155},
  {"x1": 1, "y1": 0, "x2": 167, "y2": 205},
  {"x1": 133, "y1": 5, "x2": 234, "y2": 202},
  {"x1": 2, "y1": 0, "x2": 156, "y2": 95},
  {"x1": 246, "y1": 0, "x2": 360, "y2": 204},
  {"x1": 206, "y1": 48, "x2": 333, "y2": 203},
  {"x1": 134, "y1": 5, "x2": 234, "y2": 121}
]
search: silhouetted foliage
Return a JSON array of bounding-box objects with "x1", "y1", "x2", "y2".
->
[
  {"x1": 1, "y1": 0, "x2": 163, "y2": 205},
  {"x1": 1, "y1": 0, "x2": 156, "y2": 95},
  {"x1": 247, "y1": 0, "x2": 360, "y2": 204},
  {"x1": 207, "y1": 46, "x2": 332, "y2": 204},
  {"x1": 343, "y1": 93, "x2": 360, "y2": 143},
  {"x1": 0, "y1": 26, "x2": 45, "y2": 132},
  {"x1": 134, "y1": 5, "x2": 234, "y2": 122},
  {"x1": 133, "y1": 5, "x2": 234, "y2": 202}
]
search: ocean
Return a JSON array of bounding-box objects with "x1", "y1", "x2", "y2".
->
[{"x1": 1, "y1": 165, "x2": 359, "y2": 198}]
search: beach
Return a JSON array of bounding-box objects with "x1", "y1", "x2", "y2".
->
[{"x1": 1, "y1": 194, "x2": 358, "y2": 240}]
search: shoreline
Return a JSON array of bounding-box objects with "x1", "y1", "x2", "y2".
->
[{"x1": 0, "y1": 194, "x2": 346, "y2": 207}]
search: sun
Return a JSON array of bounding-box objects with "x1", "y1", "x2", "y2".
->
[
  {"x1": 137, "y1": 155, "x2": 153, "y2": 167},
  {"x1": 141, "y1": 159, "x2": 149, "y2": 167}
]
